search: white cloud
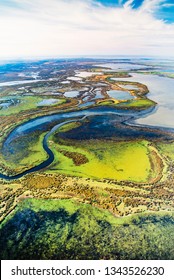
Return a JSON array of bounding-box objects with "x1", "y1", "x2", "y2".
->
[
  {"x1": 0, "y1": 0, "x2": 173, "y2": 59},
  {"x1": 139, "y1": 0, "x2": 166, "y2": 13},
  {"x1": 123, "y1": 0, "x2": 134, "y2": 9}
]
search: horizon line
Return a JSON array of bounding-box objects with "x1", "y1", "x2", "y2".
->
[{"x1": 0, "y1": 54, "x2": 174, "y2": 63}]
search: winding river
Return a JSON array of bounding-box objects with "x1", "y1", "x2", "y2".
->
[
  {"x1": 1, "y1": 63, "x2": 174, "y2": 180},
  {"x1": 0, "y1": 106, "x2": 160, "y2": 180}
]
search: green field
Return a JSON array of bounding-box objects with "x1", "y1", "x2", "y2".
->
[{"x1": 48, "y1": 131, "x2": 153, "y2": 182}]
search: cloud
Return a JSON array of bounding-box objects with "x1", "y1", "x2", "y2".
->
[
  {"x1": 0, "y1": 0, "x2": 173, "y2": 59},
  {"x1": 162, "y1": 3, "x2": 174, "y2": 7},
  {"x1": 123, "y1": 0, "x2": 135, "y2": 9},
  {"x1": 139, "y1": 0, "x2": 166, "y2": 13}
]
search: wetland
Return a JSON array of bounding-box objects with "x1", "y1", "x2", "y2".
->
[{"x1": 0, "y1": 58, "x2": 174, "y2": 259}]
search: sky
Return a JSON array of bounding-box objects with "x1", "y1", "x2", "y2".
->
[{"x1": 0, "y1": 0, "x2": 174, "y2": 59}]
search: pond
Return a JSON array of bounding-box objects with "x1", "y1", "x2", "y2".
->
[
  {"x1": 37, "y1": 99, "x2": 59, "y2": 106},
  {"x1": 93, "y1": 90, "x2": 104, "y2": 99},
  {"x1": 64, "y1": 90, "x2": 79, "y2": 98},
  {"x1": 107, "y1": 90, "x2": 134, "y2": 100}
]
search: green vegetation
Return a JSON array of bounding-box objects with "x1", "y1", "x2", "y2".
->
[
  {"x1": 156, "y1": 142, "x2": 174, "y2": 161},
  {"x1": 48, "y1": 134, "x2": 154, "y2": 182},
  {"x1": 20, "y1": 133, "x2": 48, "y2": 167},
  {"x1": 104, "y1": 71, "x2": 130, "y2": 77},
  {"x1": 0, "y1": 96, "x2": 65, "y2": 116},
  {"x1": 97, "y1": 99, "x2": 116, "y2": 106},
  {"x1": 0, "y1": 198, "x2": 174, "y2": 260},
  {"x1": 98, "y1": 98, "x2": 156, "y2": 110},
  {"x1": 0, "y1": 131, "x2": 48, "y2": 174},
  {"x1": 0, "y1": 96, "x2": 41, "y2": 116},
  {"x1": 58, "y1": 121, "x2": 82, "y2": 133},
  {"x1": 116, "y1": 98, "x2": 156, "y2": 109}
]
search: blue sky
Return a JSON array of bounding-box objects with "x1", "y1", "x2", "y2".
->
[
  {"x1": 0, "y1": 0, "x2": 173, "y2": 58},
  {"x1": 96, "y1": 0, "x2": 174, "y2": 22}
]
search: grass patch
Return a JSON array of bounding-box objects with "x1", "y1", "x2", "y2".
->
[
  {"x1": 117, "y1": 98, "x2": 156, "y2": 109},
  {"x1": 58, "y1": 121, "x2": 81, "y2": 133},
  {"x1": 98, "y1": 98, "x2": 156, "y2": 109}
]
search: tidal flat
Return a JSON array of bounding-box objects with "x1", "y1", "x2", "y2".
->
[{"x1": 0, "y1": 58, "x2": 174, "y2": 259}]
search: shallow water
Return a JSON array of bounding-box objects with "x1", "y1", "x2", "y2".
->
[
  {"x1": 119, "y1": 84, "x2": 139, "y2": 90},
  {"x1": 64, "y1": 90, "x2": 79, "y2": 98},
  {"x1": 93, "y1": 90, "x2": 104, "y2": 99},
  {"x1": 79, "y1": 101, "x2": 95, "y2": 108},
  {"x1": 37, "y1": 99, "x2": 59, "y2": 106},
  {"x1": 107, "y1": 90, "x2": 134, "y2": 100}
]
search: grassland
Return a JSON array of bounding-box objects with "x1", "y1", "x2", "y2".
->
[{"x1": 48, "y1": 136, "x2": 153, "y2": 182}]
